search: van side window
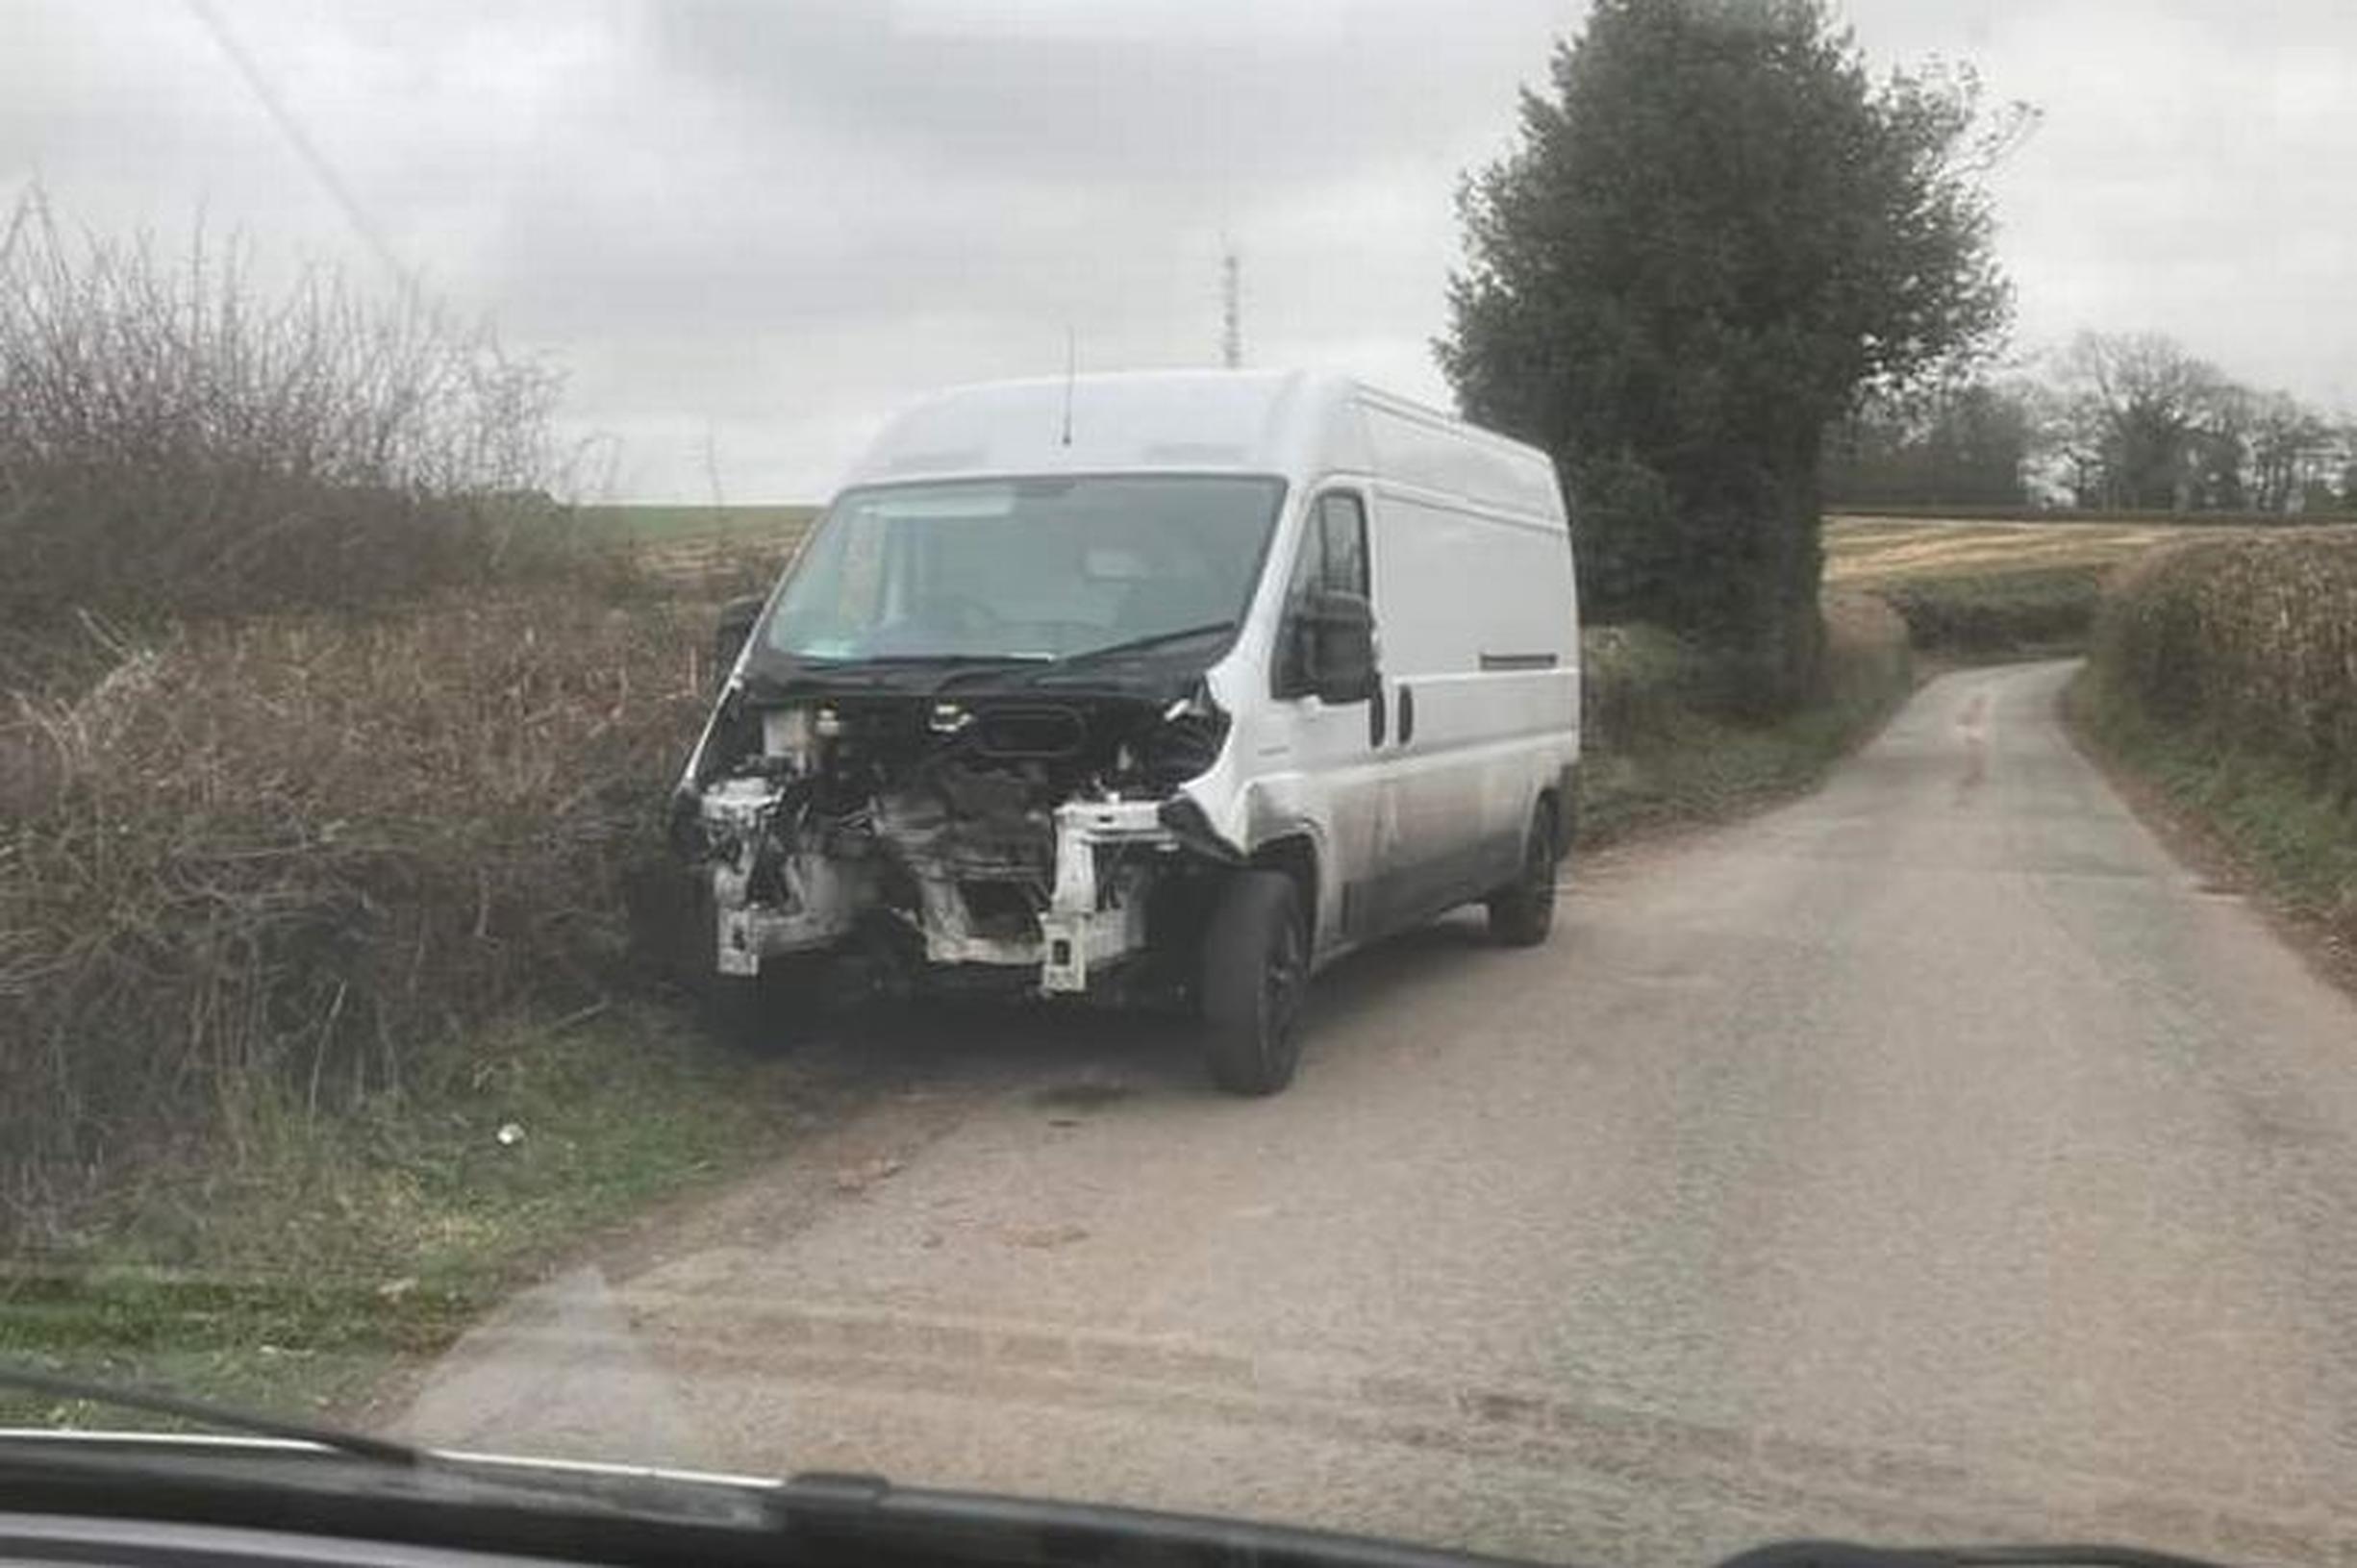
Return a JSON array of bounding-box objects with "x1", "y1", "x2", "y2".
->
[
  {"x1": 1316, "y1": 493, "x2": 1368, "y2": 598},
  {"x1": 1273, "y1": 491, "x2": 1369, "y2": 697}
]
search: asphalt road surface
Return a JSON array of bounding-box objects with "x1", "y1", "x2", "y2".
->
[{"x1": 403, "y1": 660, "x2": 2357, "y2": 1568}]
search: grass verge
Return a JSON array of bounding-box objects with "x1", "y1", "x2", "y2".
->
[
  {"x1": 0, "y1": 1006, "x2": 812, "y2": 1429},
  {"x1": 2068, "y1": 673, "x2": 2357, "y2": 974},
  {"x1": 2068, "y1": 530, "x2": 2357, "y2": 972},
  {"x1": 1575, "y1": 592, "x2": 1914, "y2": 844}
]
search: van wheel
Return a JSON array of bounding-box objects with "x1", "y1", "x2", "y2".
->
[
  {"x1": 1200, "y1": 871, "x2": 1308, "y2": 1097},
  {"x1": 1487, "y1": 802, "x2": 1559, "y2": 948}
]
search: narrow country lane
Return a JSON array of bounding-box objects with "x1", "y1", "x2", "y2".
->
[{"x1": 402, "y1": 661, "x2": 2357, "y2": 1568}]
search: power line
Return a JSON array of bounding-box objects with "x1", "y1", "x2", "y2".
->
[{"x1": 182, "y1": 0, "x2": 414, "y2": 297}]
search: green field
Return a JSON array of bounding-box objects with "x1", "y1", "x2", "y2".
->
[
  {"x1": 572, "y1": 502, "x2": 819, "y2": 542},
  {"x1": 575, "y1": 503, "x2": 818, "y2": 594}
]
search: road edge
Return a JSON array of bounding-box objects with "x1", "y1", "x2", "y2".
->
[{"x1": 2057, "y1": 670, "x2": 2357, "y2": 1004}]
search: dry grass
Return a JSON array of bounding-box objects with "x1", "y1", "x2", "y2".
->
[
  {"x1": 1820, "y1": 514, "x2": 2286, "y2": 658},
  {"x1": 637, "y1": 524, "x2": 810, "y2": 601},
  {"x1": 1823, "y1": 515, "x2": 2219, "y2": 586}
]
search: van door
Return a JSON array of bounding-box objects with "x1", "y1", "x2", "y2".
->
[{"x1": 1267, "y1": 488, "x2": 1387, "y2": 951}]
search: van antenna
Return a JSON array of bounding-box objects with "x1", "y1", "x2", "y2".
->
[
  {"x1": 1220, "y1": 242, "x2": 1241, "y2": 370},
  {"x1": 1060, "y1": 326, "x2": 1076, "y2": 447}
]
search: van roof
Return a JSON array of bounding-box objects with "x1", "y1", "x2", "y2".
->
[{"x1": 837, "y1": 369, "x2": 1563, "y2": 523}]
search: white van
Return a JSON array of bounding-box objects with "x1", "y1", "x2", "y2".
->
[{"x1": 673, "y1": 370, "x2": 1579, "y2": 1093}]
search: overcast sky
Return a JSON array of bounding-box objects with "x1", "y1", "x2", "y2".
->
[{"x1": 7, "y1": 1, "x2": 2352, "y2": 499}]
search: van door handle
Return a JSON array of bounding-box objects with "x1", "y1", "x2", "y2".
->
[
  {"x1": 1397, "y1": 684, "x2": 1416, "y2": 746},
  {"x1": 1368, "y1": 675, "x2": 1387, "y2": 748}
]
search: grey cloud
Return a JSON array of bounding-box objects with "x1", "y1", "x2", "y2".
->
[
  {"x1": 7, "y1": 1, "x2": 2355, "y2": 496},
  {"x1": 641, "y1": 0, "x2": 1550, "y2": 202}
]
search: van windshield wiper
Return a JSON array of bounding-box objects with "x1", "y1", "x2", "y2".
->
[
  {"x1": 927, "y1": 654, "x2": 1059, "y2": 695},
  {"x1": 750, "y1": 653, "x2": 1050, "y2": 695},
  {"x1": 794, "y1": 653, "x2": 1052, "y2": 672},
  {"x1": 1052, "y1": 621, "x2": 1237, "y2": 666}
]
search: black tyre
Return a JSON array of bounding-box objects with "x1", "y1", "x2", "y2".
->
[
  {"x1": 703, "y1": 954, "x2": 829, "y2": 1055},
  {"x1": 1487, "y1": 801, "x2": 1559, "y2": 948},
  {"x1": 1200, "y1": 870, "x2": 1310, "y2": 1096},
  {"x1": 701, "y1": 968, "x2": 771, "y2": 1050}
]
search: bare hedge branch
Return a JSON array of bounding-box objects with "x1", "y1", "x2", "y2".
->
[
  {"x1": 2094, "y1": 532, "x2": 2357, "y2": 796},
  {"x1": 0, "y1": 190, "x2": 575, "y2": 659},
  {"x1": 0, "y1": 588, "x2": 715, "y2": 1240}
]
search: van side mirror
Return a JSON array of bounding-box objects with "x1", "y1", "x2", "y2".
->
[
  {"x1": 713, "y1": 595, "x2": 764, "y2": 686},
  {"x1": 1302, "y1": 588, "x2": 1378, "y2": 705}
]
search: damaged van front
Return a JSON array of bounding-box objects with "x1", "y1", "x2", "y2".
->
[{"x1": 671, "y1": 471, "x2": 1282, "y2": 1035}]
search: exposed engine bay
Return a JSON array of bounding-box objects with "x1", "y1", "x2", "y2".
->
[{"x1": 674, "y1": 678, "x2": 1236, "y2": 998}]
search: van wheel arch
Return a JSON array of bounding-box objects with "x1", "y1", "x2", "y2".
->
[
  {"x1": 1487, "y1": 796, "x2": 1561, "y2": 948},
  {"x1": 1535, "y1": 785, "x2": 1564, "y2": 856},
  {"x1": 1549, "y1": 768, "x2": 1578, "y2": 860},
  {"x1": 1245, "y1": 834, "x2": 1319, "y2": 953}
]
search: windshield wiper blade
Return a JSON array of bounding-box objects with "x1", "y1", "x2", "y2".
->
[
  {"x1": 823, "y1": 654, "x2": 1049, "y2": 667},
  {"x1": 927, "y1": 655, "x2": 1059, "y2": 695},
  {"x1": 1053, "y1": 621, "x2": 1236, "y2": 666},
  {"x1": 749, "y1": 654, "x2": 1048, "y2": 695},
  {"x1": 0, "y1": 1365, "x2": 418, "y2": 1466},
  {"x1": 0, "y1": 1364, "x2": 773, "y2": 1523}
]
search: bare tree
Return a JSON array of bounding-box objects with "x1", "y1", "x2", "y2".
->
[
  {"x1": 2054, "y1": 332, "x2": 2226, "y2": 510},
  {"x1": 1824, "y1": 378, "x2": 2036, "y2": 509},
  {"x1": 2186, "y1": 382, "x2": 2253, "y2": 511},
  {"x1": 2246, "y1": 391, "x2": 2335, "y2": 512},
  {"x1": 0, "y1": 188, "x2": 568, "y2": 638}
]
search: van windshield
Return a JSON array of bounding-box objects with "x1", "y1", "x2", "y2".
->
[{"x1": 756, "y1": 475, "x2": 1286, "y2": 663}]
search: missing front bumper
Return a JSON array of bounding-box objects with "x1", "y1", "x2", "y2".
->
[{"x1": 707, "y1": 795, "x2": 1183, "y2": 996}]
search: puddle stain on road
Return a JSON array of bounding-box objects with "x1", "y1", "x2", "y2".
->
[
  {"x1": 1031, "y1": 1081, "x2": 1138, "y2": 1112},
  {"x1": 1955, "y1": 688, "x2": 1991, "y2": 802}
]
